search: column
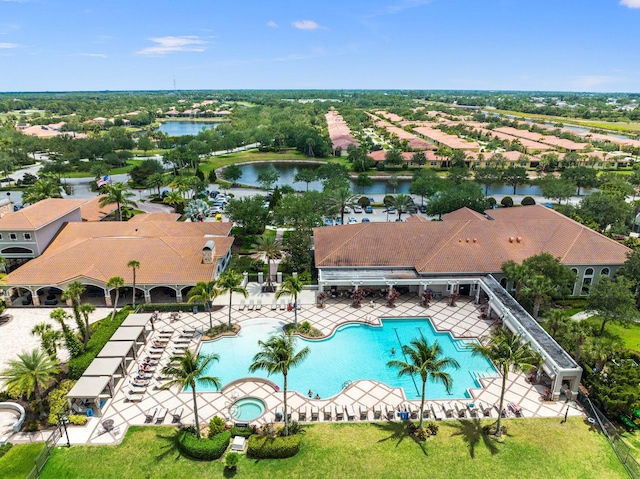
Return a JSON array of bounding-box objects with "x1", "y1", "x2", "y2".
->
[
  {"x1": 176, "y1": 290, "x2": 183, "y2": 302},
  {"x1": 105, "y1": 292, "x2": 112, "y2": 307},
  {"x1": 144, "y1": 291, "x2": 151, "y2": 304}
]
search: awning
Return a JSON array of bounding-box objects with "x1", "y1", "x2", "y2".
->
[
  {"x1": 121, "y1": 313, "x2": 153, "y2": 329},
  {"x1": 83, "y1": 357, "x2": 125, "y2": 378},
  {"x1": 97, "y1": 340, "x2": 137, "y2": 360},
  {"x1": 109, "y1": 325, "x2": 146, "y2": 344},
  {"x1": 67, "y1": 375, "x2": 112, "y2": 399}
]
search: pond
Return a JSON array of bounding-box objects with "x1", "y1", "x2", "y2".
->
[{"x1": 158, "y1": 121, "x2": 219, "y2": 136}]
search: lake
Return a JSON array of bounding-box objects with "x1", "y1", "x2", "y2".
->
[{"x1": 158, "y1": 121, "x2": 219, "y2": 136}]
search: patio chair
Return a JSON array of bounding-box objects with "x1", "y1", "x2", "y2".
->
[
  {"x1": 467, "y1": 403, "x2": 479, "y2": 418},
  {"x1": 145, "y1": 408, "x2": 157, "y2": 423},
  {"x1": 346, "y1": 404, "x2": 356, "y2": 421},
  {"x1": 271, "y1": 299, "x2": 277, "y2": 310},
  {"x1": 455, "y1": 402, "x2": 467, "y2": 418},
  {"x1": 359, "y1": 404, "x2": 368, "y2": 420},
  {"x1": 148, "y1": 351, "x2": 163, "y2": 359},
  {"x1": 432, "y1": 404, "x2": 445, "y2": 420},
  {"x1": 406, "y1": 403, "x2": 419, "y2": 419},
  {"x1": 373, "y1": 404, "x2": 382, "y2": 420},
  {"x1": 509, "y1": 402, "x2": 522, "y2": 417},
  {"x1": 256, "y1": 299, "x2": 262, "y2": 310},
  {"x1": 279, "y1": 299, "x2": 286, "y2": 311},
  {"x1": 324, "y1": 405, "x2": 332, "y2": 421},
  {"x1": 172, "y1": 407, "x2": 183, "y2": 424},
  {"x1": 169, "y1": 347, "x2": 186, "y2": 357},
  {"x1": 444, "y1": 403, "x2": 455, "y2": 418},
  {"x1": 298, "y1": 406, "x2": 307, "y2": 421},
  {"x1": 158, "y1": 331, "x2": 173, "y2": 339},
  {"x1": 156, "y1": 407, "x2": 168, "y2": 424},
  {"x1": 152, "y1": 378, "x2": 168, "y2": 390},
  {"x1": 422, "y1": 404, "x2": 432, "y2": 419},
  {"x1": 239, "y1": 299, "x2": 246, "y2": 311},
  {"x1": 311, "y1": 406, "x2": 319, "y2": 421},
  {"x1": 385, "y1": 404, "x2": 395, "y2": 420},
  {"x1": 248, "y1": 299, "x2": 254, "y2": 310},
  {"x1": 181, "y1": 328, "x2": 195, "y2": 337},
  {"x1": 172, "y1": 337, "x2": 190, "y2": 345},
  {"x1": 335, "y1": 404, "x2": 345, "y2": 421},
  {"x1": 171, "y1": 342, "x2": 188, "y2": 350}
]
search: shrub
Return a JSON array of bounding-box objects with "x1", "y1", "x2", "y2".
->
[
  {"x1": 209, "y1": 416, "x2": 226, "y2": 437},
  {"x1": 521, "y1": 196, "x2": 536, "y2": 206},
  {"x1": 500, "y1": 196, "x2": 514, "y2": 208},
  {"x1": 280, "y1": 420, "x2": 301, "y2": 436},
  {"x1": 225, "y1": 452, "x2": 240, "y2": 470},
  {"x1": 487, "y1": 197, "x2": 497, "y2": 207},
  {"x1": 177, "y1": 429, "x2": 231, "y2": 461},
  {"x1": 358, "y1": 196, "x2": 371, "y2": 207},
  {"x1": 48, "y1": 380, "x2": 77, "y2": 425},
  {"x1": 140, "y1": 303, "x2": 204, "y2": 313},
  {"x1": 247, "y1": 434, "x2": 301, "y2": 459},
  {"x1": 383, "y1": 195, "x2": 395, "y2": 206},
  {"x1": 229, "y1": 426, "x2": 255, "y2": 438},
  {"x1": 298, "y1": 322, "x2": 311, "y2": 334},
  {"x1": 0, "y1": 443, "x2": 13, "y2": 459}
]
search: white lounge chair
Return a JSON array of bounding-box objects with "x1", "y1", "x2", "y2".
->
[
  {"x1": 324, "y1": 405, "x2": 332, "y2": 421},
  {"x1": 181, "y1": 328, "x2": 195, "y2": 337},
  {"x1": 385, "y1": 404, "x2": 395, "y2": 420},
  {"x1": 126, "y1": 390, "x2": 145, "y2": 402},
  {"x1": 359, "y1": 404, "x2": 368, "y2": 420},
  {"x1": 172, "y1": 407, "x2": 183, "y2": 424},
  {"x1": 248, "y1": 299, "x2": 254, "y2": 310},
  {"x1": 468, "y1": 403, "x2": 479, "y2": 418},
  {"x1": 298, "y1": 406, "x2": 307, "y2": 421},
  {"x1": 311, "y1": 406, "x2": 319, "y2": 421},
  {"x1": 156, "y1": 407, "x2": 168, "y2": 424},
  {"x1": 279, "y1": 299, "x2": 286, "y2": 311},
  {"x1": 422, "y1": 404, "x2": 432, "y2": 419},
  {"x1": 373, "y1": 404, "x2": 382, "y2": 420},
  {"x1": 432, "y1": 404, "x2": 445, "y2": 420},
  {"x1": 455, "y1": 402, "x2": 467, "y2": 418},
  {"x1": 346, "y1": 404, "x2": 356, "y2": 421},
  {"x1": 335, "y1": 404, "x2": 345, "y2": 420},
  {"x1": 172, "y1": 337, "x2": 190, "y2": 345},
  {"x1": 406, "y1": 403, "x2": 419, "y2": 419},
  {"x1": 239, "y1": 299, "x2": 245, "y2": 310},
  {"x1": 256, "y1": 299, "x2": 262, "y2": 310},
  {"x1": 145, "y1": 407, "x2": 157, "y2": 423},
  {"x1": 444, "y1": 402, "x2": 455, "y2": 418},
  {"x1": 271, "y1": 299, "x2": 277, "y2": 310}
]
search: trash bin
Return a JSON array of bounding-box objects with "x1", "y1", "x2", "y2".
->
[{"x1": 192, "y1": 305, "x2": 198, "y2": 314}]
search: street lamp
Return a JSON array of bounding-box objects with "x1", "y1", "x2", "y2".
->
[{"x1": 57, "y1": 412, "x2": 71, "y2": 447}]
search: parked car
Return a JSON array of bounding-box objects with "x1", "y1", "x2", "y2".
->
[
  {"x1": 324, "y1": 218, "x2": 334, "y2": 226},
  {"x1": 365, "y1": 205, "x2": 373, "y2": 214},
  {"x1": 343, "y1": 206, "x2": 352, "y2": 214},
  {"x1": 211, "y1": 206, "x2": 224, "y2": 214},
  {"x1": 353, "y1": 205, "x2": 363, "y2": 213},
  {"x1": 420, "y1": 205, "x2": 427, "y2": 213},
  {"x1": 386, "y1": 206, "x2": 396, "y2": 213},
  {"x1": 361, "y1": 217, "x2": 370, "y2": 223},
  {"x1": 209, "y1": 190, "x2": 220, "y2": 198},
  {"x1": 335, "y1": 218, "x2": 343, "y2": 225},
  {"x1": 348, "y1": 217, "x2": 358, "y2": 224}
]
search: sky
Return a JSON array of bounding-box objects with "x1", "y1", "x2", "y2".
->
[{"x1": 1, "y1": 0, "x2": 640, "y2": 93}]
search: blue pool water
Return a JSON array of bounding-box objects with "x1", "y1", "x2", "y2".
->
[{"x1": 196, "y1": 318, "x2": 498, "y2": 399}]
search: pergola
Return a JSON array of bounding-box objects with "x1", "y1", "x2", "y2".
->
[
  {"x1": 121, "y1": 313, "x2": 154, "y2": 331},
  {"x1": 66, "y1": 376, "x2": 113, "y2": 417},
  {"x1": 97, "y1": 339, "x2": 138, "y2": 361},
  {"x1": 82, "y1": 357, "x2": 125, "y2": 393},
  {"x1": 110, "y1": 325, "x2": 147, "y2": 345}
]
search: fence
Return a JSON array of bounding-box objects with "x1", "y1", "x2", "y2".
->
[
  {"x1": 25, "y1": 424, "x2": 63, "y2": 479},
  {"x1": 580, "y1": 395, "x2": 640, "y2": 479}
]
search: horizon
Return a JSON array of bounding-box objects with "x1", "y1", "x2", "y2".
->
[{"x1": 1, "y1": 0, "x2": 640, "y2": 93}]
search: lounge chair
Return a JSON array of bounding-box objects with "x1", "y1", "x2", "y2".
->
[
  {"x1": 279, "y1": 299, "x2": 286, "y2": 311},
  {"x1": 444, "y1": 402, "x2": 455, "y2": 418},
  {"x1": 359, "y1": 404, "x2": 368, "y2": 420},
  {"x1": 172, "y1": 337, "x2": 190, "y2": 345},
  {"x1": 171, "y1": 343, "x2": 188, "y2": 350},
  {"x1": 156, "y1": 407, "x2": 168, "y2": 424},
  {"x1": 145, "y1": 408, "x2": 157, "y2": 423},
  {"x1": 385, "y1": 404, "x2": 395, "y2": 420},
  {"x1": 346, "y1": 404, "x2": 356, "y2": 421},
  {"x1": 158, "y1": 332, "x2": 173, "y2": 339},
  {"x1": 406, "y1": 403, "x2": 419, "y2": 419},
  {"x1": 509, "y1": 402, "x2": 522, "y2": 417},
  {"x1": 169, "y1": 348, "x2": 186, "y2": 357},
  {"x1": 256, "y1": 299, "x2": 262, "y2": 310},
  {"x1": 296, "y1": 303, "x2": 302, "y2": 310},
  {"x1": 248, "y1": 299, "x2": 254, "y2": 310},
  {"x1": 181, "y1": 328, "x2": 195, "y2": 337},
  {"x1": 148, "y1": 351, "x2": 163, "y2": 359},
  {"x1": 298, "y1": 406, "x2": 307, "y2": 421},
  {"x1": 172, "y1": 407, "x2": 183, "y2": 424},
  {"x1": 468, "y1": 403, "x2": 479, "y2": 418},
  {"x1": 152, "y1": 378, "x2": 168, "y2": 390},
  {"x1": 373, "y1": 404, "x2": 382, "y2": 420},
  {"x1": 271, "y1": 299, "x2": 277, "y2": 310},
  {"x1": 239, "y1": 299, "x2": 246, "y2": 310},
  {"x1": 324, "y1": 405, "x2": 332, "y2": 421},
  {"x1": 422, "y1": 404, "x2": 431, "y2": 419},
  {"x1": 432, "y1": 404, "x2": 445, "y2": 420},
  {"x1": 335, "y1": 404, "x2": 345, "y2": 420},
  {"x1": 455, "y1": 402, "x2": 467, "y2": 418},
  {"x1": 311, "y1": 406, "x2": 319, "y2": 421},
  {"x1": 126, "y1": 390, "x2": 145, "y2": 402}
]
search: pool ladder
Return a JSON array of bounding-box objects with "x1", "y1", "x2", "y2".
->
[{"x1": 342, "y1": 380, "x2": 353, "y2": 389}]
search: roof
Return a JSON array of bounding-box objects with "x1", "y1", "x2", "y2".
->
[
  {"x1": 0, "y1": 198, "x2": 86, "y2": 230},
  {"x1": 97, "y1": 340, "x2": 136, "y2": 359},
  {"x1": 121, "y1": 313, "x2": 152, "y2": 328},
  {"x1": 66, "y1": 375, "x2": 112, "y2": 398},
  {"x1": 83, "y1": 357, "x2": 124, "y2": 377},
  {"x1": 442, "y1": 207, "x2": 488, "y2": 222},
  {"x1": 129, "y1": 213, "x2": 181, "y2": 223},
  {"x1": 313, "y1": 205, "x2": 630, "y2": 273},
  {"x1": 80, "y1": 196, "x2": 118, "y2": 222},
  {"x1": 4, "y1": 221, "x2": 234, "y2": 286}
]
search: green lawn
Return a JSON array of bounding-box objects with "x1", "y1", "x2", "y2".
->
[
  {"x1": 40, "y1": 418, "x2": 625, "y2": 479},
  {"x1": 202, "y1": 149, "x2": 314, "y2": 173},
  {"x1": 63, "y1": 160, "x2": 142, "y2": 178},
  {"x1": 603, "y1": 321, "x2": 640, "y2": 353},
  {"x1": 0, "y1": 443, "x2": 43, "y2": 479}
]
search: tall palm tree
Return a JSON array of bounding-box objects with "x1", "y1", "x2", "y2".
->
[
  {"x1": 163, "y1": 190, "x2": 186, "y2": 213},
  {"x1": 387, "y1": 337, "x2": 460, "y2": 429},
  {"x1": 330, "y1": 187, "x2": 357, "y2": 224},
  {"x1": 469, "y1": 329, "x2": 540, "y2": 437},
  {"x1": 390, "y1": 194, "x2": 414, "y2": 221},
  {"x1": 0, "y1": 349, "x2": 61, "y2": 418},
  {"x1": 501, "y1": 260, "x2": 531, "y2": 296},
  {"x1": 31, "y1": 322, "x2": 63, "y2": 359},
  {"x1": 23, "y1": 178, "x2": 62, "y2": 204},
  {"x1": 62, "y1": 281, "x2": 86, "y2": 346},
  {"x1": 584, "y1": 336, "x2": 621, "y2": 373},
  {"x1": 106, "y1": 276, "x2": 125, "y2": 320},
  {"x1": 251, "y1": 235, "x2": 282, "y2": 292},
  {"x1": 188, "y1": 281, "x2": 220, "y2": 332},
  {"x1": 50, "y1": 307, "x2": 82, "y2": 358},
  {"x1": 216, "y1": 270, "x2": 248, "y2": 328},
  {"x1": 249, "y1": 333, "x2": 310, "y2": 436},
  {"x1": 276, "y1": 276, "x2": 304, "y2": 325},
  {"x1": 79, "y1": 303, "x2": 96, "y2": 344},
  {"x1": 127, "y1": 260, "x2": 141, "y2": 308},
  {"x1": 544, "y1": 309, "x2": 570, "y2": 339},
  {"x1": 521, "y1": 274, "x2": 555, "y2": 320},
  {"x1": 160, "y1": 350, "x2": 221, "y2": 439},
  {"x1": 99, "y1": 182, "x2": 136, "y2": 221}
]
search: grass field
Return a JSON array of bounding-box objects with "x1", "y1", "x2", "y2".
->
[
  {"x1": 202, "y1": 149, "x2": 322, "y2": 173},
  {"x1": 0, "y1": 443, "x2": 43, "y2": 479},
  {"x1": 39, "y1": 418, "x2": 626, "y2": 479},
  {"x1": 63, "y1": 160, "x2": 142, "y2": 178}
]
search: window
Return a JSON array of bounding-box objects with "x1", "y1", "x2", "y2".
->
[
  {"x1": 571, "y1": 268, "x2": 579, "y2": 295},
  {"x1": 474, "y1": 161, "x2": 480, "y2": 166},
  {"x1": 600, "y1": 268, "x2": 610, "y2": 277},
  {"x1": 430, "y1": 161, "x2": 437, "y2": 167},
  {"x1": 581, "y1": 268, "x2": 594, "y2": 295},
  {"x1": 9, "y1": 233, "x2": 17, "y2": 241},
  {"x1": 500, "y1": 277, "x2": 508, "y2": 288},
  {"x1": 23, "y1": 233, "x2": 31, "y2": 240},
  {"x1": 597, "y1": 162, "x2": 603, "y2": 168},
  {"x1": 0, "y1": 233, "x2": 2, "y2": 240}
]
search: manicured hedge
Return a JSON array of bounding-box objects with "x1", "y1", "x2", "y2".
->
[
  {"x1": 500, "y1": 196, "x2": 514, "y2": 207},
  {"x1": 521, "y1": 196, "x2": 536, "y2": 206},
  {"x1": 68, "y1": 308, "x2": 130, "y2": 379},
  {"x1": 140, "y1": 303, "x2": 204, "y2": 313},
  {"x1": 247, "y1": 434, "x2": 301, "y2": 459},
  {"x1": 229, "y1": 426, "x2": 255, "y2": 438},
  {"x1": 177, "y1": 429, "x2": 231, "y2": 461}
]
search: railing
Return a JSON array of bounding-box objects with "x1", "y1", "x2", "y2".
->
[
  {"x1": 25, "y1": 425, "x2": 63, "y2": 479},
  {"x1": 580, "y1": 395, "x2": 640, "y2": 479}
]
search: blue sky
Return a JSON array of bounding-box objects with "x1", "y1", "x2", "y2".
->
[{"x1": 1, "y1": 0, "x2": 640, "y2": 92}]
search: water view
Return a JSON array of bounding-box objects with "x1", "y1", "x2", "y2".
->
[{"x1": 158, "y1": 121, "x2": 219, "y2": 136}]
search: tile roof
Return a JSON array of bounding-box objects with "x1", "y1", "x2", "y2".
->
[
  {"x1": 4, "y1": 221, "x2": 234, "y2": 286},
  {"x1": 442, "y1": 207, "x2": 488, "y2": 222},
  {"x1": 80, "y1": 196, "x2": 118, "y2": 222},
  {"x1": 129, "y1": 213, "x2": 181, "y2": 223},
  {"x1": 313, "y1": 206, "x2": 630, "y2": 273},
  {"x1": 0, "y1": 198, "x2": 86, "y2": 230}
]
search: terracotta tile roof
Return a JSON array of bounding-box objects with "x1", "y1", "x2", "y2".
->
[
  {"x1": 4, "y1": 221, "x2": 234, "y2": 286},
  {"x1": 129, "y1": 213, "x2": 181, "y2": 223},
  {"x1": 80, "y1": 196, "x2": 118, "y2": 222},
  {"x1": 313, "y1": 206, "x2": 630, "y2": 274},
  {"x1": 442, "y1": 207, "x2": 488, "y2": 222},
  {"x1": 0, "y1": 198, "x2": 86, "y2": 230}
]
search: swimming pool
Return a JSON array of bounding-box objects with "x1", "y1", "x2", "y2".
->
[{"x1": 196, "y1": 318, "x2": 498, "y2": 399}]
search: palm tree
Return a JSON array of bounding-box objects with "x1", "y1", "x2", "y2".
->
[
  {"x1": 469, "y1": 329, "x2": 540, "y2": 437},
  {"x1": 23, "y1": 178, "x2": 62, "y2": 204},
  {"x1": 127, "y1": 260, "x2": 141, "y2": 308},
  {"x1": 62, "y1": 281, "x2": 86, "y2": 346},
  {"x1": 584, "y1": 336, "x2": 621, "y2": 373},
  {"x1": 79, "y1": 303, "x2": 96, "y2": 344},
  {"x1": 160, "y1": 350, "x2": 221, "y2": 439},
  {"x1": 276, "y1": 276, "x2": 304, "y2": 325},
  {"x1": 50, "y1": 307, "x2": 82, "y2": 358},
  {"x1": 188, "y1": 281, "x2": 220, "y2": 332},
  {"x1": 390, "y1": 194, "x2": 414, "y2": 221},
  {"x1": 330, "y1": 187, "x2": 356, "y2": 224},
  {"x1": 146, "y1": 172, "x2": 166, "y2": 197},
  {"x1": 501, "y1": 261, "x2": 531, "y2": 296},
  {"x1": 249, "y1": 333, "x2": 310, "y2": 436},
  {"x1": 544, "y1": 309, "x2": 570, "y2": 339},
  {"x1": 99, "y1": 182, "x2": 136, "y2": 221},
  {"x1": 387, "y1": 337, "x2": 460, "y2": 429},
  {"x1": 0, "y1": 349, "x2": 61, "y2": 419},
  {"x1": 216, "y1": 270, "x2": 248, "y2": 328},
  {"x1": 106, "y1": 276, "x2": 125, "y2": 320},
  {"x1": 163, "y1": 190, "x2": 185, "y2": 213},
  {"x1": 31, "y1": 322, "x2": 63, "y2": 359},
  {"x1": 252, "y1": 235, "x2": 282, "y2": 292},
  {"x1": 521, "y1": 274, "x2": 555, "y2": 320}
]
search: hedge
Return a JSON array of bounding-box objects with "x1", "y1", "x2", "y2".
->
[
  {"x1": 47, "y1": 379, "x2": 86, "y2": 426},
  {"x1": 177, "y1": 429, "x2": 231, "y2": 461},
  {"x1": 247, "y1": 434, "x2": 301, "y2": 459},
  {"x1": 229, "y1": 426, "x2": 255, "y2": 438},
  {"x1": 68, "y1": 308, "x2": 130, "y2": 379},
  {"x1": 500, "y1": 196, "x2": 514, "y2": 207},
  {"x1": 140, "y1": 303, "x2": 204, "y2": 313},
  {"x1": 0, "y1": 443, "x2": 12, "y2": 459},
  {"x1": 521, "y1": 196, "x2": 536, "y2": 206}
]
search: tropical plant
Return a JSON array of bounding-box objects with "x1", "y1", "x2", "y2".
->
[
  {"x1": 31, "y1": 322, "x2": 63, "y2": 359},
  {"x1": 330, "y1": 187, "x2": 357, "y2": 224},
  {"x1": 160, "y1": 349, "x2": 221, "y2": 439},
  {"x1": 79, "y1": 303, "x2": 96, "y2": 344},
  {"x1": 249, "y1": 333, "x2": 309, "y2": 437},
  {"x1": 216, "y1": 270, "x2": 248, "y2": 328},
  {"x1": 583, "y1": 336, "x2": 622, "y2": 373},
  {"x1": 163, "y1": 190, "x2": 185, "y2": 213},
  {"x1": 252, "y1": 235, "x2": 283, "y2": 292},
  {"x1": 388, "y1": 337, "x2": 460, "y2": 429},
  {"x1": 390, "y1": 194, "x2": 414, "y2": 221},
  {"x1": 106, "y1": 276, "x2": 125, "y2": 320},
  {"x1": 276, "y1": 276, "x2": 304, "y2": 325},
  {"x1": 469, "y1": 329, "x2": 540, "y2": 437},
  {"x1": 386, "y1": 288, "x2": 400, "y2": 307},
  {"x1": 188, "y1": 281, "x2": 220, "y2": 332},
  {"x1": 50, "y1": 307, "x2": 82, "y2": 358},
  {"x1": 0, "y1": 349, "x2": 61, "y2": 419},
  {"x1": 544, "y1": 309, "x2": 570, "y2": 339},
  {"x1": 588, "y1": 275, "x2": 638, "y2": 335},
  {"x1": 62, "y1": 281, "x2": 86, "y2": 347},
  {"x1": 127, "y1": 260, "x2": 141, "y2": 308},
  {"x1": 99, "y1": 182, "x2": 137, "y2": 221},
  {"x1": 521, "y1": 274, "x2": 555, "y2": 319},
  {"x1": 22, "y1": 178, "x2": 62, "y2": 204}
]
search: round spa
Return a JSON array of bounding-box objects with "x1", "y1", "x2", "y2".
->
[{"x1": 230, "y1": 397, "x2": 266, "y2": 422}]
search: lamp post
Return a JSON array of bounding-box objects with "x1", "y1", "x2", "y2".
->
[{"x1": 57, "y1": 412, "x2": 71, "y2": 447}]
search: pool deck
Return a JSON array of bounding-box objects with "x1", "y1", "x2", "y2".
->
[{"x1": 9, "y1": 291, "x2": 585, "y2": 445}]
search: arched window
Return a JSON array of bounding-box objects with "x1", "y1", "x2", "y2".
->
[
  {"x1": 1, "y1": 247, "x2": 33, "y2": 255},
  {"x1": 581, "y1": 268, "x2": 594, "y2": 295},
  {"x1": 500, "y1": 278, "x2": 508, "y2": 288},
  {"x1": 600, "y1": 268, "x2": 610, "y2": 277}
]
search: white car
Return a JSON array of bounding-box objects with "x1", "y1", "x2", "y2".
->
[
  {"x1": 343, "y1": 206, "x2": 352, "y2": 214},
  {"x1": 353, "y1": 205, "x2": 363, "y2": 213},
  {"x1": 348, "y1": 217, "x2": 358, "y2": 224}
]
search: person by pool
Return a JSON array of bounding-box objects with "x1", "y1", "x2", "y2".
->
[
  {"x1": 308, "y1": 390, "x2": 313, "y2": 398},
  {"x1": 315, "y1": 394, "x2": 320, "y2": 399},
  {"x1": 391, "y1": 348, "x2": 396, "y2": 355}
]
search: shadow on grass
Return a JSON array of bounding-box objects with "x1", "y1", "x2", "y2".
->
[
  {"x1": 155, "y1": 429, "x2": 183, "y2": 462},
  {"x1": 371, "y1": 421, "x2": 429, "y2": 456},
  {"x1": 223, "y1": 466, "x2": 238, "y2": 478},
  {"x1": 449, "y1": 419, "x2": 502, "y2": 458}
]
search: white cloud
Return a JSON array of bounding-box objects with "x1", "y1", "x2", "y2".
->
[
  {"x1": 136, "y1": 36, "x2": 208, "y2": 56},
  {"x1": 620, "y1": 0, "x2": 640, "y2": 8},
  {"x1": 266, "y1": 20, "x2": 278, "y2": 28},
  {"x1": 292, "y1": 20, "x2": 321, "y2": 30},
  {"x1": 573, "y1": 75, "x2": 622, "y2": 90},
  {"x1": 0, "y1": 42, "x2": 20, "y2": 48},
  {"x1": 77, "y1": 53, "x2": 107, "y2": 58}
]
